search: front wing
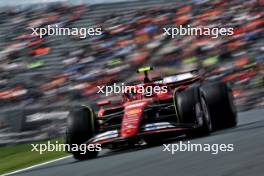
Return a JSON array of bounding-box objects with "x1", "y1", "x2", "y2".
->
[{"x1": 87, "y1": 122, "x2": 199, "y2": 145}]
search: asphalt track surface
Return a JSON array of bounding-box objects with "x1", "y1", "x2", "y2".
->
[{"x1": 14, "y1": 108, "x2": 264, "y2": 176}]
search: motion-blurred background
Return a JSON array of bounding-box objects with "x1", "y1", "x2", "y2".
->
[{"x1": 0, "y1": 0, "x2": 263, "y2": 146}]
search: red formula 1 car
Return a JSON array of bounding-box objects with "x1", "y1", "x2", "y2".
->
[{"x1": 66, "y1": 67, "x2": 237, "y2": 160}]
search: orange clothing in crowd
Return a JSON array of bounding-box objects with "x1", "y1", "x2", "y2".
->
[
  {"x1": 176, "y1": 5, "x2": 192, "y2": 15},
  {"x1": 31, "y1": 47, "x2": 51, "y2": 56},
  {"x1": 41, "y1": 77, "x2": 66, "y2": 91}
]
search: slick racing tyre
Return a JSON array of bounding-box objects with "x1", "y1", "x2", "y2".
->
[
  {"x1": 174, "y1": 87, "x2": 212, "y2": 137},
  {"x1": 66, "y1": 105, "x2": 99, "y2": 160},
  {"x1": 200, "y1": 81, "x2": 237, "y2": 130},
  {"x1": 173, "y1": 87, "x2": 199, "y2": 124}
]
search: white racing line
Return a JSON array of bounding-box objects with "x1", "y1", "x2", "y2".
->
[{"x1": 1, "y1": 155, "x2": 72, "y2": 176}]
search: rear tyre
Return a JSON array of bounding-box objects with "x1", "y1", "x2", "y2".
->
[
  {"x1": 200, "y1": 81, "x2": 237, "y2": 130},
  {"x1": 66, "y1": 105, "x2": 99, "y2": 160}
]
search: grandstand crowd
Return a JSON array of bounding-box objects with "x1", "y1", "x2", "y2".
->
[{"x1": 0, "y1": 0, "x2": 263, "y2": 108}]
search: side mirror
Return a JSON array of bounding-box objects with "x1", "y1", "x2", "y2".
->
[{"x1": 97, "y1": 100, "x2": 111, "y2": 106}]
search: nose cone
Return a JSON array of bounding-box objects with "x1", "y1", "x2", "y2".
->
[
  {"x1": 121, "y1": 100, "x2": 149, "y2": 138},
  {"x1": 121, "y1": 115, "x2": 141, "y2": 138}
]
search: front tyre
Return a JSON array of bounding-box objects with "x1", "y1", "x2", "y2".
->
[
  {"x1": 196, "y1": 95, "x2": 212, "y2": 135},
  {"x1": 66, "y1": 105, "x2": 99, "y2": 160},
  {"x1": 174, "y1": 87, "x2": 212, "y2": 137},
  {"x1": 200, "y1": 81, "x2": 237, "y2": 130}
]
